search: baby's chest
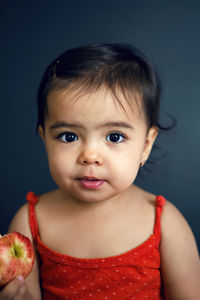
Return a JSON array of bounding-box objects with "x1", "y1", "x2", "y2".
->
[{"x1": 39, "y1": 215, "x2": 154, "y2": 259}]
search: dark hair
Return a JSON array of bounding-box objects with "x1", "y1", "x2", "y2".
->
[{"x1": 37, "y1": 43, "x2": 169, "y2": 132}]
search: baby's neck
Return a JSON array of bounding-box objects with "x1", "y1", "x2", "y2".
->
[{"x1": 57, "y1": 185, "x2": 138, "y2": 220}]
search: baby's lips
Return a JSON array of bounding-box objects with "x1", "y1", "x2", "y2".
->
[{"x1": 77, "y1": 176, "x2": 106, "y2": 181}]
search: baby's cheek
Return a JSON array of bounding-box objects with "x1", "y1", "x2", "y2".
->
[
  {"x1": 118, "y1": 158, "x2": 140, "y2": 185},
  {"x1": 112, "y1": 160, "x2": 139, "y2": 186},
  {"x1": 48, "y1": 156, "x2": 68, "y2": 179}
]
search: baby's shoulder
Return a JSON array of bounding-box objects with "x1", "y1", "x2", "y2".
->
[
  {"x1": 159, "y1": 200, "x2": 200, "y2": 298},
  {"x1": 34, "y1": 189, "x2": 73, "y2": 231},
  {"x1": 8, "y1": 190, "x2": 56, "y2": 238},
  {"x1": 8, "y1": 202, "x2": 32, "y2": 241},
  {"x1": 135, "y1": 188, "x2": 195, "y2": 247},
  {"x1": 137, "y1": 188, "x2": 185, "y2": 225},
  {"x1": 131, "y1": 185, "x2": 158, "y2": 211},
  {"x1": 31, "y1": 189, "x2": 64, "y2": 211},
  {"x1": 35, "y1": 189, "x2": 57, "y2": 209},
  {"x1": 128, "y1": 186, "x2": 159, "y2": 229},
  {"x1": 160, "y1": 199, "x2": 193, "y2": 235}
]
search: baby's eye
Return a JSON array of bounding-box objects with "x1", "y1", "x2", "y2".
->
[
  {"x1": 106, "y1": 132, "x2": 126, "y2": 143},
  {"x1": 57, "y1": 132, "x2": 78, "y2": 143}
]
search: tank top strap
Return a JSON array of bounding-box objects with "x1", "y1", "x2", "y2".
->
[
  {"x1": 153, "y1": 195, "x2": 166, "y2": 242},
  {"x1": 26, "y1": 191, "x2": 39, "y2": 244}
]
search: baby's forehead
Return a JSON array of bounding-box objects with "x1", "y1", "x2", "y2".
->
[{"x1": 47, "y1": 86, "x2": 144, "y2": 121}]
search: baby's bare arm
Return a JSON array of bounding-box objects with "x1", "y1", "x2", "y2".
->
[
  {"x1": 160, "y1": 201, "x2": 200, "y2": 300},
  {"x1": 0, "y1": 204, "x2": 42, "y2": 300}
]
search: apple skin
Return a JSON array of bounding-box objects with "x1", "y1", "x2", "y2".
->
[{"x1": 0, "y1": 231, "x2": 35, "y2": 286}]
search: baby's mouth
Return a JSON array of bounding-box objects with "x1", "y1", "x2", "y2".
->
[
  {"x1": 79, "y1": 177, "x2": 102, "y2": 181},
  {"x1": 77, "y1": 177, "x2": 105, "y2": 189}
]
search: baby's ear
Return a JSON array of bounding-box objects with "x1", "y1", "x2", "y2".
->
[
  {"x1": 38, "y1": 125, "x2": 45, "y2": 141},
  {"x1": 142, "y1": 126, "x2": 158, "y2": 162}
]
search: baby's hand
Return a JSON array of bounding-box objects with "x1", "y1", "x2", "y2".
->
[{"x1": 0, "y1": 276, "x2": 27, "y2": 299}]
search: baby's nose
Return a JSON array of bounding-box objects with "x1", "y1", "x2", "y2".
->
[{"x1": 77, "y1": 148, "x2": 103, "y2": 165}]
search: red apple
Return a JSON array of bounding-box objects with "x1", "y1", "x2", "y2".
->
[{"x1": 0, "y1": 231, "x2": 35, "y2": 286}]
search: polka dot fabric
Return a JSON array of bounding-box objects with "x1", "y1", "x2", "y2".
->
[{"x1": 27, "y1": 192, "x2": 165, "y2": 299}]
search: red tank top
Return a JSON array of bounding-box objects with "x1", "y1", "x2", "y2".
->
[{"x1": 27, "y1": 191, "x2": 165, "y2": 300}]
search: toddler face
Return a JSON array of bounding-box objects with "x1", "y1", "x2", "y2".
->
[{"x1": 39, "y1": 88, "x2": 157, "y2": 204}]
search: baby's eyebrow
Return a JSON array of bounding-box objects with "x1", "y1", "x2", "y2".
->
[
  {"x1": 100, "y1": 122, "x2": 134, "y2": 129},
  {"x1": 49, "y1": 121, "x2": 134, "y2": 131},
  {"x1": 49, "y1": 122, "x2": 82, "y2": 131}
]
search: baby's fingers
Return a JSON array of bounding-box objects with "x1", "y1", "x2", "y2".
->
[{"x1": 0, "y1": 276, "x2": 25, "y2": 299}]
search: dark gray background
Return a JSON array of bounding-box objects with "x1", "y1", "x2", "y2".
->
[{"x1": 0, "y1": 1, "x2": 199, "y2": 251}]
